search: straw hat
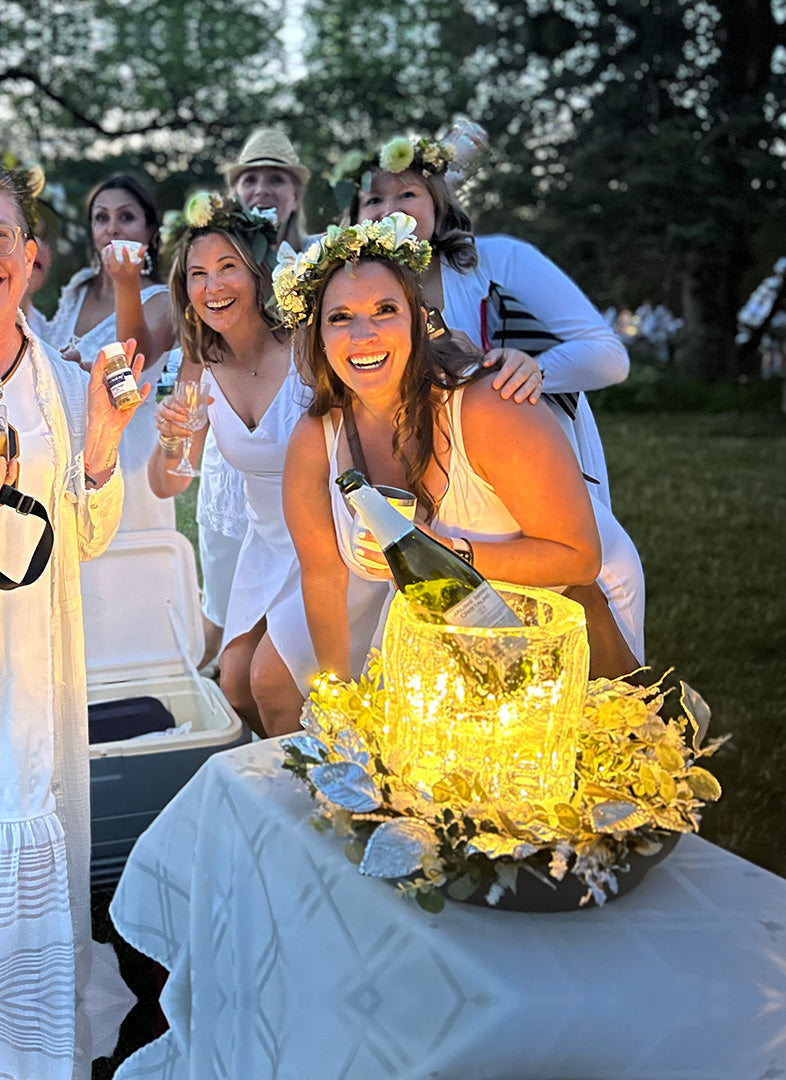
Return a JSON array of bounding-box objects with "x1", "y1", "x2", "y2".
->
[{"x1": 221, "y1": 128, "x2": 310, "y2": 188}]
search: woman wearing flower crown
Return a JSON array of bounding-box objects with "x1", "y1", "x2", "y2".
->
[
  {"x1": 45, "y1": 173, "x2": 175, "y2": 531},
  {"x1": 148, "y1": 193, "x2": 317, "y2": 737},
  {"x1": 280, "y1": 213, "x2": 643, "y2": 683},
  {"x1": 185, "y1": 131, "x2": 313, "y2": 671},
  {"x1": 335, "y1": 131, "x2": 645, "y2": 661}
]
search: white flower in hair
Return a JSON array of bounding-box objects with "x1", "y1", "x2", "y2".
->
[
  {"x1": 273, "y1": 240, "x2": 299, "y2": 279},
  {"x1": 379, "y1": 137, "x2": 415, "y2": 174},
  {"x1": 185, "y1": 191, "x2": 214, "y2": 228}
]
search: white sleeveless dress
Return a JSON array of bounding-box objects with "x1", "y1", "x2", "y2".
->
[
  {"x1": 203, "y1": 361, "x2": 320, "y2": 693},
  {"x1": 330, "y1": 390, "x2": 644, "y2": 665},
  {"x1": 44, "y1": 268, "x2": 174, "y2": 531}
]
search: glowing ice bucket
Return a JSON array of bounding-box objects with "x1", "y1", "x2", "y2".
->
[{"x1": 381, "y1": 584, "x2": 589, "y2": 806}]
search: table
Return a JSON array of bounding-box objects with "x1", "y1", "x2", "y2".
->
[{"x1": 110, "y1": 739, "x2": 786, "y2": 1080}]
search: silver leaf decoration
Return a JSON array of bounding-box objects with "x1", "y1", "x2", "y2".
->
[
  {"x1": 680, "y1": 681, "x2": 712, "y2": 753},
  {"x1": 333, "y1": 726, "x2": 371, "y2": 767},
  {"x1": 590, "y1": 800, "x2": 648, "y2": 833},
  {"x1": 311, "y1": 762, "x2": 381, "y2": 812},
  {"x1": 359, "y1": 819, "x2": 437, "y2": 878},
  {"x1": 468, "y1": 834, "x2": 539, "y2": 860},
  {"x1": 281, "y1": 734, "x2": 329, "y2": 762}
]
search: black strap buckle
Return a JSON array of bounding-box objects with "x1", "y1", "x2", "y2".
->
[{"x1": 0, "y1": 485, "x2": 35, "y2": 515}]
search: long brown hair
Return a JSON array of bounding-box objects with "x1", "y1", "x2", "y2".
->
[
  {"x1": 295, "y1": 255, "x2": 483, "y2": 519},
  {"x1": 346, "y1": 168, "x2": 478, "y2": 273},
  {"x1": 169, "y1": 227, "x2": 277, "y2": 366}
]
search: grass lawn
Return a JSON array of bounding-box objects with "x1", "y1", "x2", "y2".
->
[
  {"x1": 173, "y1": 408, "x2": 786, "y2": 878},
  {"x1": 597, "y1": 409, "x2": 786, "y2": 877}
]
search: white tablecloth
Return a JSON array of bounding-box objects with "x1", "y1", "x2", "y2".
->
[{"x1": 109, "y1": 740, "x2": 786, "y2": 1080}]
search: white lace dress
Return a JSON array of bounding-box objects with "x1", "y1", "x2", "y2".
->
[
  {"x1": 44, "y1": 267, "x2": 174, "y2": 531},
  {"x1": 0, "y1": 318, "x2": 129, "y2": 1078}
]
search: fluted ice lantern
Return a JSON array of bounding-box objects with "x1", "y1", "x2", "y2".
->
[{"x1": 381, "y1": 584, "x2": 590, "y2": 807}]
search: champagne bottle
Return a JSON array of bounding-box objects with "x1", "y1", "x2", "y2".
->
[{"x1": 337, "y1": 469, "x2": 529, "y2": 690}]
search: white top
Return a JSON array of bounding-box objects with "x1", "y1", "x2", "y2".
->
[
  {"x1": 434, "y1": 388, "x2": 644, "y2": 660},
  {"x1": 44, "y1": 267, "x2": 173, "y2": 530},
  {"x1": 331, "y1": 388, "x2": 644, "y2": 664},
  {"x1": 440, "y1": 235, "x2": 629, "y2": 508}
]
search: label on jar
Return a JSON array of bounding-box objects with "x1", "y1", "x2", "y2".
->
[{"x1": 106, "y1": 367, "x2": 139, "y2": 400}]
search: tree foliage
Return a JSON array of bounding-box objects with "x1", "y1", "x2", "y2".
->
[{"x1": 2, "y1": 0, "x2": 785, "y2": 379}]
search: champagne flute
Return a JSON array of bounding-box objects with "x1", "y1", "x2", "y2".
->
[{"x1": 166, "y1": 379, "x2": 210, "y2": 477}]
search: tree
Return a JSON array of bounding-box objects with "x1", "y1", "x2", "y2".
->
[{"x1": 286, "y1": 0, "x2": 786, "y2": 381}]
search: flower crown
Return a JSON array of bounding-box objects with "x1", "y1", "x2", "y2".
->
[
  {"x1": 330, "y1": 135, "x2": 456, "y2": 213},
  {"x1": 161, "y1": 192, "x2": 278, "y2": 267},
  {"x1": 272, "y1": 212, "x2": 432, "y2": 330}
]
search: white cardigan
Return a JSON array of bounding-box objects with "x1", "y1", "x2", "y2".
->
[
  {"x1": 4, "y1": 312, "x2": 123, "y2": 993},
  {"x1": 441, "y1": 235, "x2": 630, "y2": 508}
]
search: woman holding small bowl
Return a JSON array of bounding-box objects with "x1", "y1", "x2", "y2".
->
[{"x1": 45, "y1": 174, "x2": 174, "y2": 529}]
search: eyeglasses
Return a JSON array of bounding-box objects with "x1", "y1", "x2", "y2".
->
[{"x1": 0, "y1": 225, "x2": 23, "y2": 257}]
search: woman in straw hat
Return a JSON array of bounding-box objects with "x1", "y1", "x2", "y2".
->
[{"x1": 222, "y1": 127, "x2": 311, "y2": 251}]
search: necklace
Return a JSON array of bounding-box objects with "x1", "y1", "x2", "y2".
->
[{"x1": 0, "y1": 335, "x2": 28, "y2": 401}]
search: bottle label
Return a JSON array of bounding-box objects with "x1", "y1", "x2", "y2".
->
[
  {"x1": 445, "y1": 580, "x2": 522, "y2": 628},
  {"x1": 106, "y1": 368, "x2": 139, "y2": 399}
]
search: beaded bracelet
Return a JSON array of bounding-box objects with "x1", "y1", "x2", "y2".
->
[{"x1": 158, "y1": 433, "x2": 185, "y2": 452}]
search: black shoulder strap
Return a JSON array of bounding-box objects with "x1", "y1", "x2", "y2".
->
[
  {"x1": 341, "y1": 399, "x2": 371, "y2": 480},
  {"x1": 0, "y1": 483, "x2": 54, "y2": 591}
]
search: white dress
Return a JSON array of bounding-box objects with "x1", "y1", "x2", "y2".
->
[
  {"x1": 432, "y1": 389, "x2": 644, "y2": 662},
  {"x1": 0, "y1": 317, "x2": 126, "y2": 1078},
  {"x1": 167, "y1": 348, "x2": 248, "y2": 628},
  {"x1": 441, "y1": 235, "x2": 631, "y2": 510},
  {"x1": 330, "y1": 389, "x2": 645, "y2": 666},
  {"x1": 44, "y1": 267, "x2": 174, "y2": 531},
  {"x1": 203, "y1": 361, "x2": 319, "y2": 694}
]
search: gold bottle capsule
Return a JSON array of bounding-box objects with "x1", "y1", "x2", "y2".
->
[{"x1": 103, "y1": 342, "x2": 142, "y2": 410}]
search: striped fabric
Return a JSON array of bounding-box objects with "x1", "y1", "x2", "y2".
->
[{"x1": 484, "y1": 281, "x2": 579, "y2": 421}]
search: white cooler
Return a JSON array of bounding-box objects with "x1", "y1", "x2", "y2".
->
[{"x1": 82, "y1": 529, "x2": 249, "y2": 886}]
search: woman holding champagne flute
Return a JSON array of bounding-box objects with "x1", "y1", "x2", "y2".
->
[{"x1": 148, "y1": 193, "x2": 316, "y2": 737}]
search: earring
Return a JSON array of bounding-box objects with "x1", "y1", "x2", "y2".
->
[
  {"x1": 184, "y1": 302, "x2": 200, "y2": 325},
  {"x1": 141, "y1": 250, "x2": 154, "y2": 277},
  {"x1": 90, "y1": 249, "x2": 102, "y2": 274}
]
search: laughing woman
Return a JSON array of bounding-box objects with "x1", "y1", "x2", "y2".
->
[
  {"x1": 278, "y1": 215, "x2": 630, "y2": 683},
  {"x1": 148, "y1": 194, "x2": 313, "y2": 737},
  {"x1": 0, "y1": 166, "x2": 145, "y2": 1070},
  {"x1": 336, "y1": 132, "x2": 645, "y2": 663},
  {"x1": 181, "y1": 130, "x2": 313, "y2": 669}
]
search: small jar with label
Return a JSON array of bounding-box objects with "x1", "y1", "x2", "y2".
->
[{"x1": 103, "y1": 342, "x2": 142, "y2": 410}]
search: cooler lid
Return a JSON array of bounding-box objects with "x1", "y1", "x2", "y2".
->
[{"x1": 82, "y1": 529, "x2": 206, "y2": 686}]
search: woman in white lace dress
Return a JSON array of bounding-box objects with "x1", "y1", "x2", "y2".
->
[
  {"x1": 45, "y1": 174, "x2": 174, "y2": 531},
  {"x1": 0, "y1": 167, "x2": 143, "y2": 1077}
]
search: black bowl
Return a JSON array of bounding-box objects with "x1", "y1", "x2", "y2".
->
[{"x1": 452, "y1": 833, "x2": 681, "y2": 913}]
